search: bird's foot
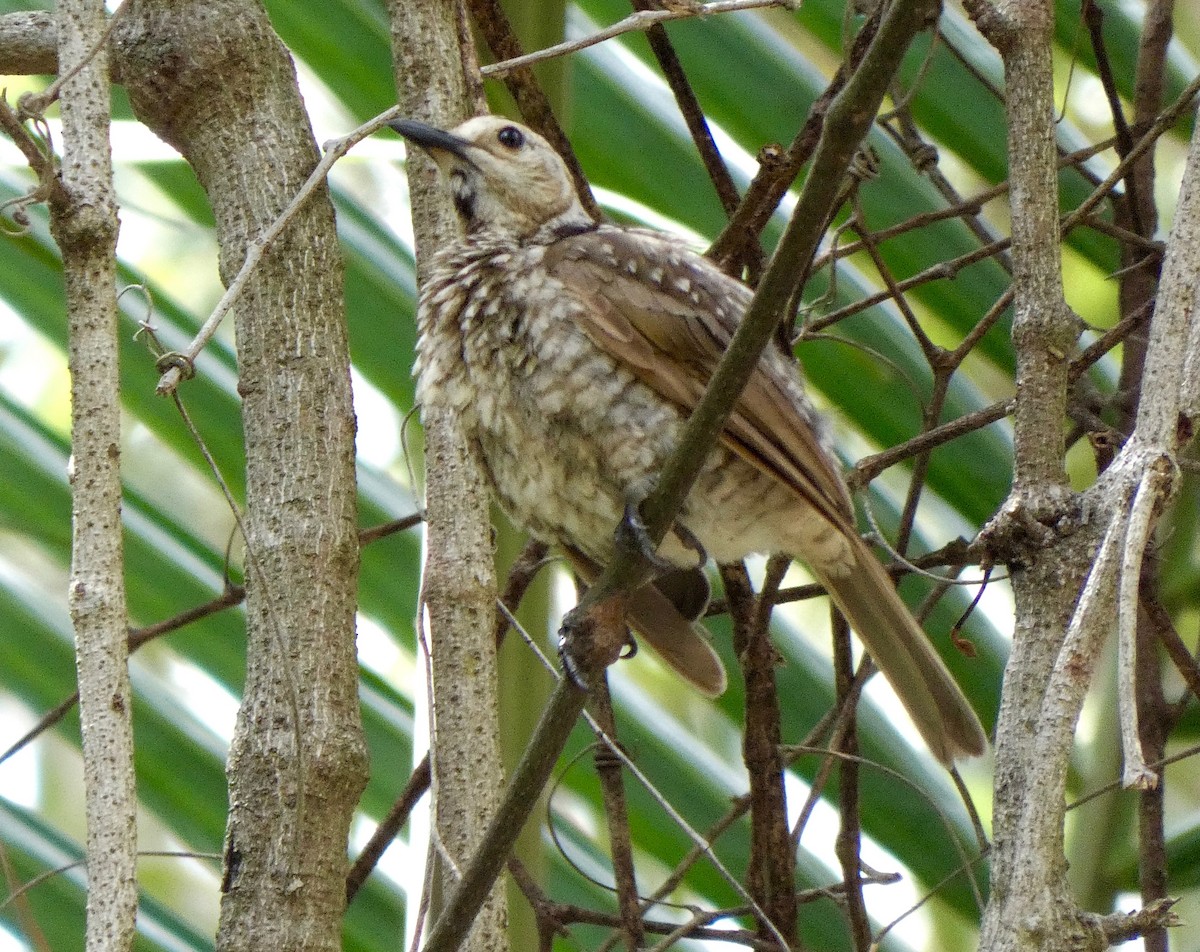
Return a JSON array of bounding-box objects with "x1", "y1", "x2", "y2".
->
[
  {"x1": 669, "y1": 521, "x2": 708, "y2": 569},
  {"x1": 558, "y1": 595, "x2": 634, "y2": 692},
  {"x1": 614, "y1": 501, "x2": 708, "y2": 575}
]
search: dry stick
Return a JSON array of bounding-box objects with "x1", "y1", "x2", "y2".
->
[
  {"x1": 1082, "y1": 213, "x2": 1164, "y2": 253},
  {"x1": 492, "y1": 540, "x2": 553, "y2": 648},
  {"x1": 1133, "y1": 553, "x2": 1173, "y2": 952},
  {"x1": 0, "y1": 584, "x2": 244, "y2": 769},
  {"x1": 630, "y1": 0, "x2": 743, "y2": 221},
  {"x1": 871, "y1": 851, "x2": 990, "y2": 950},
  {"x1": 1116, "y1": 462, "x2": 1174, "y2": 788},
  {"x1": 810, "y1": 234, "x2": 1012, "y2": 333},
  {"x1": 810, "y1": 132, "x2": 1123, "y2": 271},
  {"x1": 477, "y1": 0, "x2": 796, "y2": 79},
  {"x1": 576, "y1": 875, "x2": 902, "y2": 951},
  {"x1": 501, "y1": 600, "x2": 782, "y2": 941},
  {"x1": 841, "y1": 192, "x2": 946, "y2": 556},
  {"x1": 358, "y1": 512, "x2": 424, "y2": 546},
  {"x1": 847, "y1": 195, "x2": 938, "y2": 361},
  {"x1": 882, "y1": 102, "x2": 1013, "y2": 273},
  {"x1": 1142, "y1": 576, "x2": 1200, "y2": 714},
  {"x1": 789, "y1": 682, "x2": 868, "y2": 850},
  {"x1": 506, "y1": 857, "x2": 567, "y2": 951},
  {"x1": 346, "y1": 541, "x2": 548, "y2": 900},
  {"x1": 1059, "y1": 70, "x2": 1200, "y2": 237},
  {"x1": 830, "y1": 610, "x2": 870, "y2": 952},
  {"x1": 893, "y1": 367, "x2": 952, "y2": 555},
  {"x1": 1081, "y1": 0, "x2": 1147, "y2": 237},
  {"x1": 1067, "y1": 743, "x2": 1200, "y2": 815},
  {"x1": 1111, "y1": 6, "x2": 1175, "y2": 941},
  {"x1": 558, "y1": 904, "x2": 781, "y2": 951},
  {"x1": 843, "y1": 292, "x2": 1142, "y2": 491},
  {"x1": 785, "y1": 745, "x2": 987, "y2": 934},
  {"x1": 811, "y1": 84, "x2": 1195, "y2": 334},
  {"x1": 152, "y1": 105, "x2": 404, "y2": 395},
  {"x1": 852, "y1": 398, "x2": 1013, "y2": 488},
  {"x1": 723, "y1": 560, "x2": 795, "y2": 945},
  {"x1": 588, "y1": 681, "x2": 644, "y2": 952},
  {"x1": 707, "y1": 1, "x2": 884, "y2": 273},
  {"x1": 345, "y1": 756, "x2": 432, "y2": 901},
  {"x1": 0, "y1": 841, "x2": 50, "y2": 952}
]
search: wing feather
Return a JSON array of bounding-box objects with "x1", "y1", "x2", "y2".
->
[{"x1": 545, "y1": 229, "x2": 855, "y2": 535}]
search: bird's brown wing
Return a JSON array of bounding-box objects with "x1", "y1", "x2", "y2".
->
[
  {"x1": 544, "y1": 229, "x2": 855, "y2": 535},
  {"x1": 545, "y1": 230, "x2": 987, "y2": 762}
]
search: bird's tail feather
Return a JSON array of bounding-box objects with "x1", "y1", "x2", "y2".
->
[
  {"x1": 814, "y1": 539, "x2": 987, "y2": 764},
  {"x1": 563, "y1": 546, "x2": 728, "y2": 696},
  {"x1": 626, "y1": 582, "x2": 727, "y2": 697}
]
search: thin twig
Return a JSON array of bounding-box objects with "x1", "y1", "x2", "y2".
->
[
  {"x1": 154, "y1": 105, "x2": 405, "y2": 395},
  {"x1": 478, "y1": 0, "x2": 794, "y2": 79},
  {"x1": 345, "y1": 756, "x2": 432, "y2": 900},
  {"x1": 1117, "y1": 459, "x2": 1176, "y2": 789}
]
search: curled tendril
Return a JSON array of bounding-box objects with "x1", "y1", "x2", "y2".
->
[
  {"x1": 0, "y1": 191, "x2": 39, "y2": 236},
  {"x1": 155, "y1": 351, "x2": 196, "y2": 380}
]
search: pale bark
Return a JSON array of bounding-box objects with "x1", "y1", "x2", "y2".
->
[
  {"x1": 972, "y1": 0, "x2": 1198, "y2": 949},
  {"x1": 112, "y1": 1, "x2": 369, "y2": 949},
  {"x1": 52, "y1": 2, "x2": 137, "y2": 949},
  {"x1": 970, "y1": 1, "x2": 1107, "y2": 949},
  {"x1": 389, "y1": 2, "x2": 509, "y2": 950}
]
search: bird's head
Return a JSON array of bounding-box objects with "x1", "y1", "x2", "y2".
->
[{"x1": 391, "y1": 115, "x2": 593, "y2": 241}]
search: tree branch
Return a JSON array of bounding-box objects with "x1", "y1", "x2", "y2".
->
[
  {"x1": 389, "y1": 1, "x2": 511, "y2": 949},
  {"x1": 47, "y1": 2, "x2": 137, "y2": 948}
]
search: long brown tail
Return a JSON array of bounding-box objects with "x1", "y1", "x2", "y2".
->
[{"x1": 814, "y1": 538, "x2": 987, "y2": 764}]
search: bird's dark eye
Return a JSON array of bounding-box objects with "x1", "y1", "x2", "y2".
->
[{"x1": 497, "y1": 125, "x2": 525, "y2": 150}]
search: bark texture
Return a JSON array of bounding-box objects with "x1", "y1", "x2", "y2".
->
[
  {"x1": 52, "y1": 2, "x2": 137, "y2": 949},
  {"x1": 112, "y1": 1, "x2": 368, "y2": 949},
  {"x1": 389, "y1": 1, "x2": 510, "y2": 949}
]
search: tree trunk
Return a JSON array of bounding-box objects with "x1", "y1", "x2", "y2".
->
[
  {"x1": 53, "y1": 1, "x2": 137, "y2": 949},
  {"x1": 389, "y1": 1, "x2": 510, "y2": 949},
  {"x1": 115, "y1": 2, "x2": 369, "y2": 948}
]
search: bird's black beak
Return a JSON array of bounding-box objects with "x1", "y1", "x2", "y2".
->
[{"x1": 389, "y1": 118, "x2": 472, "y2": 161}]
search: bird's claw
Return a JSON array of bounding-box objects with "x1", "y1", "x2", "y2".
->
[
  {"x1": 558, "y1": 629, "x2": 592, "y2": 692},
  {"x1": 557, "y1": 616, "x2": 636, "y2": 689},
  {"x1": 615, "y1": 501, "x2": 675, "y2": 574},
  {"x1": 670, "y1": 521, "x2": 708, "y2": 569},
  {"x1": 615, "y1": 501, "x2": 707, "y2": 574}
]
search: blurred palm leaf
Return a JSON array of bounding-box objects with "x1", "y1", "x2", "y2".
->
[{"x1": 1, "y1": 1, "x2": 1195, "y2": 950}]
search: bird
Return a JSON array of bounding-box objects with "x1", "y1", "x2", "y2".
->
[{"x1": 392, "y1": 114, "x2": 987, "y2": 764}]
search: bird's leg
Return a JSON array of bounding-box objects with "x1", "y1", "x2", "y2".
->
[
  {"x1": 558, "y1": 591, "x2": 631, "y2": 692},
  {"x1": 614, "y1": 500, "x2": 677, "y2": 575},
  {"x1": 615, "y1": 500, "x2": 708, "y2": 572},
  {"x1": 560, "y1": 501, "x2": 680, "y2": 690},
  {"x1": 559, "y1": 502, "x2": 710, "y2": 691}
]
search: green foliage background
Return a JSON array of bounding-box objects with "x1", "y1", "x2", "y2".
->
[{"x1": 1, "y1": 1, "x2": 1198, "y2": 949}]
